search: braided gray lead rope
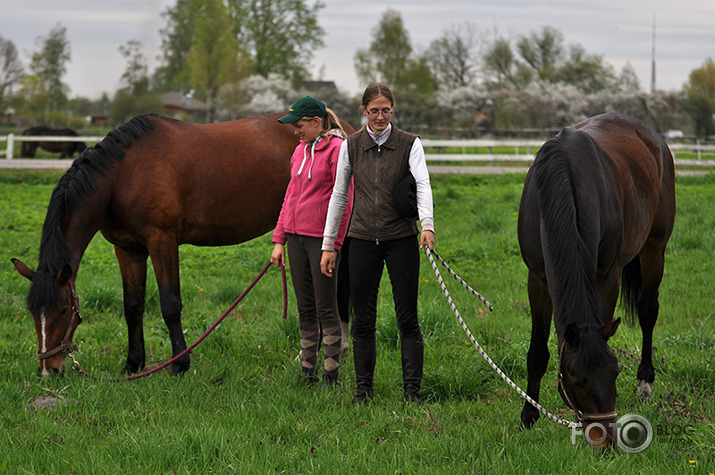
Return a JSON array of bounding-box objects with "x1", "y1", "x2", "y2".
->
[
  {"x1": 429, "y1": 250, "x2": 494, "y2": 312},
  {"x1": 425, "y1": 248, "x2": 579, "y2": 430}
]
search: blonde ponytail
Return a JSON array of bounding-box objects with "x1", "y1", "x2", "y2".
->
[{"x1": 321, "y1": 107, "x2": 346, "y2": 138}]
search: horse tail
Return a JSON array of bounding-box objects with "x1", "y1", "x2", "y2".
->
[
  {"x1": 531, "y1": 132, "x2": 599, "y2": 325},
  {"x1": 620, "y1": 256, "x2": 641, "y2": 326}
]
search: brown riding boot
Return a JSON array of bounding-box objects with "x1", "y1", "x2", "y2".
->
[
  {"x1": 322, "y1": 322, "x2": 341, "y2": 386},
  {"x1": 299, "y1": 326, "x2": 319, "y2": 384}
]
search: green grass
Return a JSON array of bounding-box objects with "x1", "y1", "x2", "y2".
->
[{"x1": 0, "y1": 170, "x2": 713, "y2": 473}]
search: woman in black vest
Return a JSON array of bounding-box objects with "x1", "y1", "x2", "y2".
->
[{"x1": 320, "y1": 82, "x2": 435, "y2": 403}]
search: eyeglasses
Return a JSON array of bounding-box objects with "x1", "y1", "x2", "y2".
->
[{"x1": 366, "y1": 108, "x2": 393, "y2": 117}]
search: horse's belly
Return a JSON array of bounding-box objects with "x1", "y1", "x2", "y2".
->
[
  {"x1": 181, "y1": 223, "x2": 274, "y2": 247},
  {"x1": 180, "y1": 209, "x2": 280, "y2": 247}
]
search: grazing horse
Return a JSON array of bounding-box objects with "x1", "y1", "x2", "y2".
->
[
  {"x1": 12, "y1": 112, "x2": 354, "y2": 377},
  {"x1": 517, "y1": 113, "x2": 675, "y2": 447},
  {"x1": 20, "y1": 126, "x2": 87, "y2": 158}
]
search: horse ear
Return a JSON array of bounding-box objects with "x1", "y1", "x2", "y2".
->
[
  {"x1": 601, "y1": 317, "x2": 621, "y2": 340},
  {"x1": 11, "y1": 258, "x2": 35, "y2": 281},
  {"x1": 56, "y1": 264, "x2": 73, "y2": 285},
  {"x1": 565, "y1": 323, "x2": 580, "y2": 348}
]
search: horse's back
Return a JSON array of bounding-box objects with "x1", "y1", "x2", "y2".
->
[
  {"x1": 107, "y1": 113, "x2": 299, "y2": 247},
  {"x1": 519, "y1": 113, "x2": 675, "y2": 278},
  {"x1": 575, "y1": 113, "x2": 673, "y2": 177},
  {"x1": 576, "y1": 113, "x2": 675, "y2": 253}
]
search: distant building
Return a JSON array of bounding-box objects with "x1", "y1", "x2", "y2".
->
[
  {"x1": 88, "y1": 113, "x2": 109, "y2": 127},
  {"x1": 161, "y1": 91, "x2": 208, "y2": 118}
]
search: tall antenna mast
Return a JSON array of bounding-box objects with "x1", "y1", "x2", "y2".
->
[{"x1": 650, "y1": 12, "x2": 656, "y2": 93}]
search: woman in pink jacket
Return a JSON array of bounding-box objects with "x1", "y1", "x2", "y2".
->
[{"x1": 271, "y1": 96, "x2": 353, "y2": 386}]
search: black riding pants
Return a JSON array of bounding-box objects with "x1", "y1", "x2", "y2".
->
[{"x1": 349, "y1": 235, "x2": 421, "y2": 339}]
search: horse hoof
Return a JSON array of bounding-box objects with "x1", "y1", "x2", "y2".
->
[
  {"x1": 170, "y1": 358, "x2": 191, "y2": 376},
  {"x1": 122, "y1": 361, "x2": 145, "y2": 374},
  {"x1": 170, "y1": 363, "x2": 190, "y2": 376},
  {"x1": 635, "y1": 380, "x2": 653, "y2": 399},
  {"x1": 520, "y1": 413, "x2": 538, "y2": 430}
]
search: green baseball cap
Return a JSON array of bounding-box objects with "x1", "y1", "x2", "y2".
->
[{"x1": 278, "y1": 96, "x2": 326, "y2": 123}]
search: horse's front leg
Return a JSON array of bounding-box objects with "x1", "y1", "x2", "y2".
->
[
  {"x1": 148, "y1": 239, "x2": 189, "y2": 375},
  {"x1": 521, "y1": 272, "x2": 553, "y2": 429},
  {"x1": 114, "y1": 245, "x2": 148, "y2": 374}
]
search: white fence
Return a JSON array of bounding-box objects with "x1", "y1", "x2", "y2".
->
[
  {"x1": 2, "y1": 134, "x2": 714, "y2": 169},
  {"x1": 421, "y1": 139, "x2": 715, "y2": 168},
  {"x1": 421, "y1": 139, "x2": 543, "y2": 166}
]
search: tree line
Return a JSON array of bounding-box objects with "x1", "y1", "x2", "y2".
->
[{"x1": 1, "y1": 2, "x2": 713, "y2": 139}]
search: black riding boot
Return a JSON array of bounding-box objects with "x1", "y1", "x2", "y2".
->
[
  {"x1": 352, "y1": 336, "x2": 376, "y2": 404},
  {"x1": 401, "y1": 335, "x2": 424, "y2": 403}
]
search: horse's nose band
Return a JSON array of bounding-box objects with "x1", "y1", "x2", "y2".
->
[
  {"x1": 557, "y1": 342, "x2": 618, "y2": 423},
  {"x1": 37, "y1": 285, "x2": 82, "y2": 361}
]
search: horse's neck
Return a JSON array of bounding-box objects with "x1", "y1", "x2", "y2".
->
[
  {"x1": 535, "y1": 149, "x2": 600, "y2": 329},
  {"x1": 63, "y1": 216, "x2": 101, "y2": 270},
  {"x1": 60, "y1": 179, "x2": 112, "y2": 270}
]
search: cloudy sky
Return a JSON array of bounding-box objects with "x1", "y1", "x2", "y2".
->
[{"x1": 1, "y1": 0, "x2": 713, "y2": 100}]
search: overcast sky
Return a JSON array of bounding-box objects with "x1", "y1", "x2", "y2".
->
[{"x1": 1, "y1": 0, "x2": 713, "y2": 101}]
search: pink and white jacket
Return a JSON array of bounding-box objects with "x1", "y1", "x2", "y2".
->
[{"x1": 272, "y1": 131, "x2": 353, "y2": 249}]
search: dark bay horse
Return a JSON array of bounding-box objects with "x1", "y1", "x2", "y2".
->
[
  {"x1": 12, "y1": 112, "x2": 354, "y2": 377},
  {"x1": 20, "y1": 126, "x2": 87, "y2": 158},
  {"x1": 517, "y1": 113, "x2": 675, "y2": 447}
]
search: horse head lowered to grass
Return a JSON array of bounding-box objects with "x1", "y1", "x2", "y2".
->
[
  {"x1": 12, "y1": 112, "x2": 354, "y2": 377},
  {"x1": 20, "y1": 126, "x2": 87, "y2": 158},
  {"x1": 517, "y1": 113, "x2": 675, "y2": 448}
]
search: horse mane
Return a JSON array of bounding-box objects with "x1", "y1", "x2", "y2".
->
[
  {"x1": 577, "y1": 326, "x2": 613, "y2": 367},
  {"x1": 27, "y1": 114, "x2": 156, "y2": 314},
  {"x1": 531, "y1": 132, "x2": 604, "y2": 354}
]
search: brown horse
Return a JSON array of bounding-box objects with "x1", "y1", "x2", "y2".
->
[
  {"x1": 517, "y1": 113, "x2": 675, "y2": 447},
  {"x1": 20, "y1": 126, "x2": 87, "y2": 158},
  {"x1": 12, "y1": 112, "x2": 354, "y2": 377}
]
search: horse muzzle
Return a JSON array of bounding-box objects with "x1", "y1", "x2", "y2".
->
[
  {"x1": 37, "y1": 304, "x2": 82, "y2": 374},
  {"x1": 580, "y1": 413, "x2": 618, "y2": 450}
]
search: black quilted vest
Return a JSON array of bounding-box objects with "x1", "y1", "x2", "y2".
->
[{"x1": 346, "y1": 127, "x2": 419, "y2": 242}]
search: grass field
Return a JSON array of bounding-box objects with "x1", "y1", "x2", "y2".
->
[{"x1": 0, "y1": 169, "x2": 713, "y2": 473}]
